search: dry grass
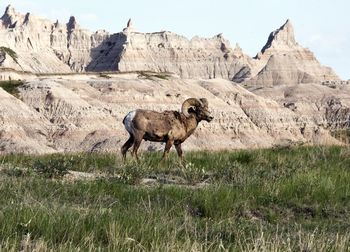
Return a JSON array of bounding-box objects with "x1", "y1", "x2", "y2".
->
[{"x1": 0, "y1": 146, "x2": 349, "y2": 251}]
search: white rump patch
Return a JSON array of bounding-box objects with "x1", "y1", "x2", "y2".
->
[{"x1": 123, "y1": 110, "x2": 136, "y2": 133}]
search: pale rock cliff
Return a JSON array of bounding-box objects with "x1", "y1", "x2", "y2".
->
[
  {"x1": 0, "y1": 5, "x2": 109, "y2": 73},
  {"x1": 245, "y1": 20, "x2": 339, "y2": 86},
  {"x1": 115, "y1": 31, "x2": 252, "y2": 79},
  {"x1": 87, "y1": 20, "x2": 254, "y2": 79},
  {"x1": 0, "y1": 6, "x2": 253, "y2": 79},
  {"x1": 0, "y1": 6, "x2": 340, "y2": 85},
  {"x1": 0, "y1": 5, "x2": 72, "y2": 72}
]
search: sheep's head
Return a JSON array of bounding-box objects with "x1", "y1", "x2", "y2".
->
[{"x1": 182, "y1": 98, "x2": 213, "y2": 122}]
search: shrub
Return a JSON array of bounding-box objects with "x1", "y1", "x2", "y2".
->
[
  {"x1": 99, "y1": 73, "x2": 111, "y2": 79},
  {"x1": 0, "y1": 80, "x2": 23, "y2": 98},
  {"x1": 32, "y1": 156, "x2": 74, "y2": 178}
]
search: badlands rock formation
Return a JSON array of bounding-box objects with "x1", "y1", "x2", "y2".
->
[
  {"x1": 0, "y1": 6, "x2": 347, "y2": 154},
  {"x1": 0, "y1": 5, "x2": 252, "y2": 79},
  {"x1": 90, "y1": 32, "x2": 253, "y2": 80},
  {"x1": 243, "y1": 20, "x2": 339, "y2": 86},
  {"x1": 0, "y1": 73, "x2": 341, "y2": 154},
  {"x1": 0, "y1": 5, "x2": 108, "y2": 73},
  {"x1": 0, "y1": 5, "x2": 338, "y2": 85},
  {"x1": 251, "y1": 82, "x2": 350, "y2": 130}
]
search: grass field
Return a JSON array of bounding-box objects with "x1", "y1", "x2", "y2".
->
[{"x1": 0, "y1": 146, "x2": 349, "y2": 251}]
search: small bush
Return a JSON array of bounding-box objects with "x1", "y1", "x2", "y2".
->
[
  {"x1": 113, "y1": 164, "x2": 146, "y2": 184},
  {"x1": 32, "y1": 156, "x2": 74, "y2": 178},
  {"x1": 0, "y1": 80, "x2": 23, "y2": 98},
  {"x1": 99, "y1": 73, "x2": 111, "y2": 79}
]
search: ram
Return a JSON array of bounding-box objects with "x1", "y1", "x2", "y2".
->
[{"x1": 121, "y1": 98, "x2": 213, "y2": 162}]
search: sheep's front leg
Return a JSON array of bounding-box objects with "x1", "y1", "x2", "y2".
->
[{"x1": 161, "y1": 139, "x2": 174, "y2": 162}]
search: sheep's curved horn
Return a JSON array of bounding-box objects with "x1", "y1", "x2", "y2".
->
[
  {"x1": 182, "y1": 98, "x2": 202, "y2": 117},
  {"x1": 199, "y1": 98, "x2": 208, "y2": 107}
]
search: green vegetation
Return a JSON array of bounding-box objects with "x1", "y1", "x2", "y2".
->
[
  {"x1": 0, "y1": 46, "x2": 18, "y2": 63},
  {"x1": 34, "y1": 70, "x2": 173, "y2": 79},
  {"x1": 99, "y1": 73, "x2": 112, "y2": 79},
  {"x1": 0, "y1": 146, "x2": 349, "y2": 251},
  {"x1": 32, "y1": 155, "x2": 74, "y2": 179},
  {"x1": 0, "y1": 80, "x2": 23, "y2": 98},
  {"x1": 137, "y1": 71, "x2": 171, "y2": 80}
]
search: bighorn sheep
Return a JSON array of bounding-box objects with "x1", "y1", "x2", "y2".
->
[{"x1": 121, "y1": 98, "x2": 213, "y2": 162}]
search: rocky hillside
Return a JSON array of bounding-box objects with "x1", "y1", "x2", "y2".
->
[
  {"x1": 0, "y1": 5, "x2": 340, "y2": 85},
  {"x1": 0, "y1": 72, "x2": 346, "y2": 154}
]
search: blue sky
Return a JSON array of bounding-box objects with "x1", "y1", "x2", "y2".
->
[{"x1": 1, "y1": 0, "x2": 349, "y2": 79}]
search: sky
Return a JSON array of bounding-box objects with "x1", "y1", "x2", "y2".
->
[{"x1": 0, "y1": 0, "x2": 349, "y2": 80}]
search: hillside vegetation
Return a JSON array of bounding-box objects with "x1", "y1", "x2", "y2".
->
[
  {"x1": 0, "y1": 146, "x2": 349, "y2": 251},
  {"x1": 0, "y1": 80, "x2": 23, "y2": 98}
]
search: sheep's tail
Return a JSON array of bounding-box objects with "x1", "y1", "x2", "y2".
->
[
  {"x1": 122, "y1": 114, "x2": 128, "y2": 125},
  {"x1": 123, "y1": 111, "x2": 136, "y2": 133}
]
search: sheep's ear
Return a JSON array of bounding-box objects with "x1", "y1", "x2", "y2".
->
[{"x1": 200, "y1": 98, "x2": 208, "y2": 107}]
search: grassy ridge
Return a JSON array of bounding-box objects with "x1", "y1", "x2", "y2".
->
[{"x1": 0, "y1": 146, "x2": 349, "y2": 251}]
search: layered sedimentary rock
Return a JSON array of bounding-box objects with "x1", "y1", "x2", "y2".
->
[
  {"x1": 250, "y1": 82, "x2": 350, "y2": 148},
  {"x1": 0, "y1": 5, "x2": 71, "y2": 72},
  {"x1": 87, "y1": 24, "x2": 255, "y2": 79},
  {"x1": 115, "y1": 32, "x2": 252, "y2": 79},
  {"x1": 0, "y1": 6, "x2": 340, "y2": 85},
  {"x1": 0, "y1": 87, "x2": 55, "y2": 153},
  {"x1": 0, "y1": 5, "x2": 109, "y2": 73},
  {"x1": 0, "y1": 6, "x2": 347, "y2": 154},
  {"x1": 0, "y1": 73, "x2": 344, "y2": 154},
  {"x1": 244, "y1": 20, "x2": 339, "y2": 86},
  {"x1": 0, "y1": 5, "x2": 252, "y2": 78}
]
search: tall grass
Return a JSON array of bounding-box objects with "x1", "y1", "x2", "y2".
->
[{"x1": 0, "y1": 146, "x2": 349, "y2": 250}]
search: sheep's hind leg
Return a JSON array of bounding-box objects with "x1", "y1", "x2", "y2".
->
[
  {"x1": 175, "y1": 143, "x2": 185, "y2": 164},
  {"x1": 121, "y1": 135, "x2": 134, "y2": 162},
  {"x1": 132, "y1": 136, "x2": 143, "y2": 163}
]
